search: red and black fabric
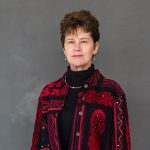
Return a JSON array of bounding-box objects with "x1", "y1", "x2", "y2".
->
[
  {"x1": 31, "y1": 66, "x2": 131, "y2": 150},
  {"x1": 58, "y1": 64, "x2": 95, "y2": 150}
]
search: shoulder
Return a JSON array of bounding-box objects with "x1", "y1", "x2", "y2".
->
[
  {"x1": 101, "y1": 76, "x2": 126, "y2": 99},
  {"x1": 39, "y1": 76, "x2": 64, "y2": 97}
]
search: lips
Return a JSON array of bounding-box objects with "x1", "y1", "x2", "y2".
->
[{"x1": 72, "y1": 55, "x2": 83, "y2": 57}]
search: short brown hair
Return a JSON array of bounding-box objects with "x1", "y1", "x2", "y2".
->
[{"x1": 60, "y1": 10, "x2": 100, "y2": 47}]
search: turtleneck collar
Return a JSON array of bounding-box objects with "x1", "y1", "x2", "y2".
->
[{"x1": 65, "y1": 64, "x2": 95, "y2": 88}]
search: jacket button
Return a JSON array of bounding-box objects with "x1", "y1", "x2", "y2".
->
[
  {"x1": 94, "y1": 126, "x2": 98, "y2": 129},
  {"x1": 76, "y1": 132, "x2": 80, "y2": 136},
  {"x1": 99, "y1": 119, "x2": 102, "y2": 123},
  {"x1": 84, "y1": 83, "x2": 88, "y2": 88},
  {"x1": 79, "y1": 111, "x2": 82, "y2": 116},
  {"x1": 82, "y1": 96, "x2": 85, "y2": 100}
]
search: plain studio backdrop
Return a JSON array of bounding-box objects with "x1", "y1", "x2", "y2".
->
[{"x1": 0, "y1": 0, "x2": 150, "y2": 149}]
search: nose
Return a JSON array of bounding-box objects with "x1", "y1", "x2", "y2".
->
[{"x1": 74, "y1": 42, "x2": 81, "y2": 51}]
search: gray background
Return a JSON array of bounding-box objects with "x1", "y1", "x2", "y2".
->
[{"x1": 0, "y1": 0, "x2": 150, "y2": 149}]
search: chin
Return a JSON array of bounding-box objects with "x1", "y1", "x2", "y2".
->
[
  {"x1": 70, "y1": 62, "x2": 84, "y2": 66},
  {"x1": 69, "y1": 61, "x2": 91, "y2": 69}
]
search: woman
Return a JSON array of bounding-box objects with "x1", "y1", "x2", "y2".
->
[{"x1": 31, "y1": 10, "x2": 131, "y2": 150}]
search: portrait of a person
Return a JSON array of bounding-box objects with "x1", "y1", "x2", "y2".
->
[{"x1": 31, "y1": 10, "x2": 131, "y2": 150}]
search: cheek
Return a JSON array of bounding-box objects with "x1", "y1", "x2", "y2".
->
[
  {"x1": 83, "y1": 48, "x2": 94, "y2": 57},
  {"x1": 64, "y1": 46, "x2": 73, "y2": 54},
  {"x1": 64, "y1": 47, "x2": 71, "y2": 55},
  {"x1": 64, "y1": 50, "x2": 71, "y2": 56},
  {"x1": 82, "y1": 44, "x2": 95, "y2": 52}
]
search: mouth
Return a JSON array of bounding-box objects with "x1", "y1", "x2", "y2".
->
[{"x1": 72, "y1": 55, "x2": 83, "y2": 57}]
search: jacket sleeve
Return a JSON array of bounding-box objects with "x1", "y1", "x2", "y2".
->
[
  {"x1": 109, "y1": 82, "x2": 131, "y2": 150},
  {"x1": 30, "y1": 89, "x2": 43, "y2": 150}
]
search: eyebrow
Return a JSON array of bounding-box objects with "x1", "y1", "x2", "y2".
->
[
  {"x1": 80, "y1": 38, "x2": 89, "y2": 40},
  {"x1": 65, "y1": 37, "x2": 90, "y2": 41}
]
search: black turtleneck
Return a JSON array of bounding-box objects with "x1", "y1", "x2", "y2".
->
[
  {"x1": 58, "y1": 64, "x2": 95, "y2": 150},
  {"x1": 65, "y1": 63, "x2": 95, "y2": 87}
]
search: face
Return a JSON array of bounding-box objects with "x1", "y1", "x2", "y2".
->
[{"x1": 63, "y1": 28, "x2": 99, "y2": 71}]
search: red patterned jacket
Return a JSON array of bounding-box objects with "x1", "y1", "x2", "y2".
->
[{"x1": 31, "y1": 69, "x2": 131, "y2": 150}]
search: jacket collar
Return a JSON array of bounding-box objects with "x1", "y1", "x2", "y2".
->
[{"x1": 54, "y1": 69, "x2": 104, "y2": 89}]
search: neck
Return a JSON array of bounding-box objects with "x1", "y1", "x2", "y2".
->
[{"x1": 69, "y1": 62, "x2": 92, "y2": 72}]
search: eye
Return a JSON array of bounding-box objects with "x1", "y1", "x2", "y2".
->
[
  {"x1": 67, "y1": 41, "x2": 74, "y2": 44},
  {"x1": 81, "y1": 41, "x2": 87, "y2": 43}
]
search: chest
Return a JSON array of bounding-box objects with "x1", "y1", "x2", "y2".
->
[{"x1": 41, "y1": 87, "x2": 114, "y2": 129}]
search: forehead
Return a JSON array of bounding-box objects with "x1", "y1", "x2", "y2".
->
[{"x1": 65, "y1": 28, "x2": 92, "y2": 40}]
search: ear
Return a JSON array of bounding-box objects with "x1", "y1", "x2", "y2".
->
[
  {"x1": 93, "y1": 41, "x2": 100, "y2": 55},
  {"x1": 63, "y1": 48, "x2": 67, "y2": 55}
]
